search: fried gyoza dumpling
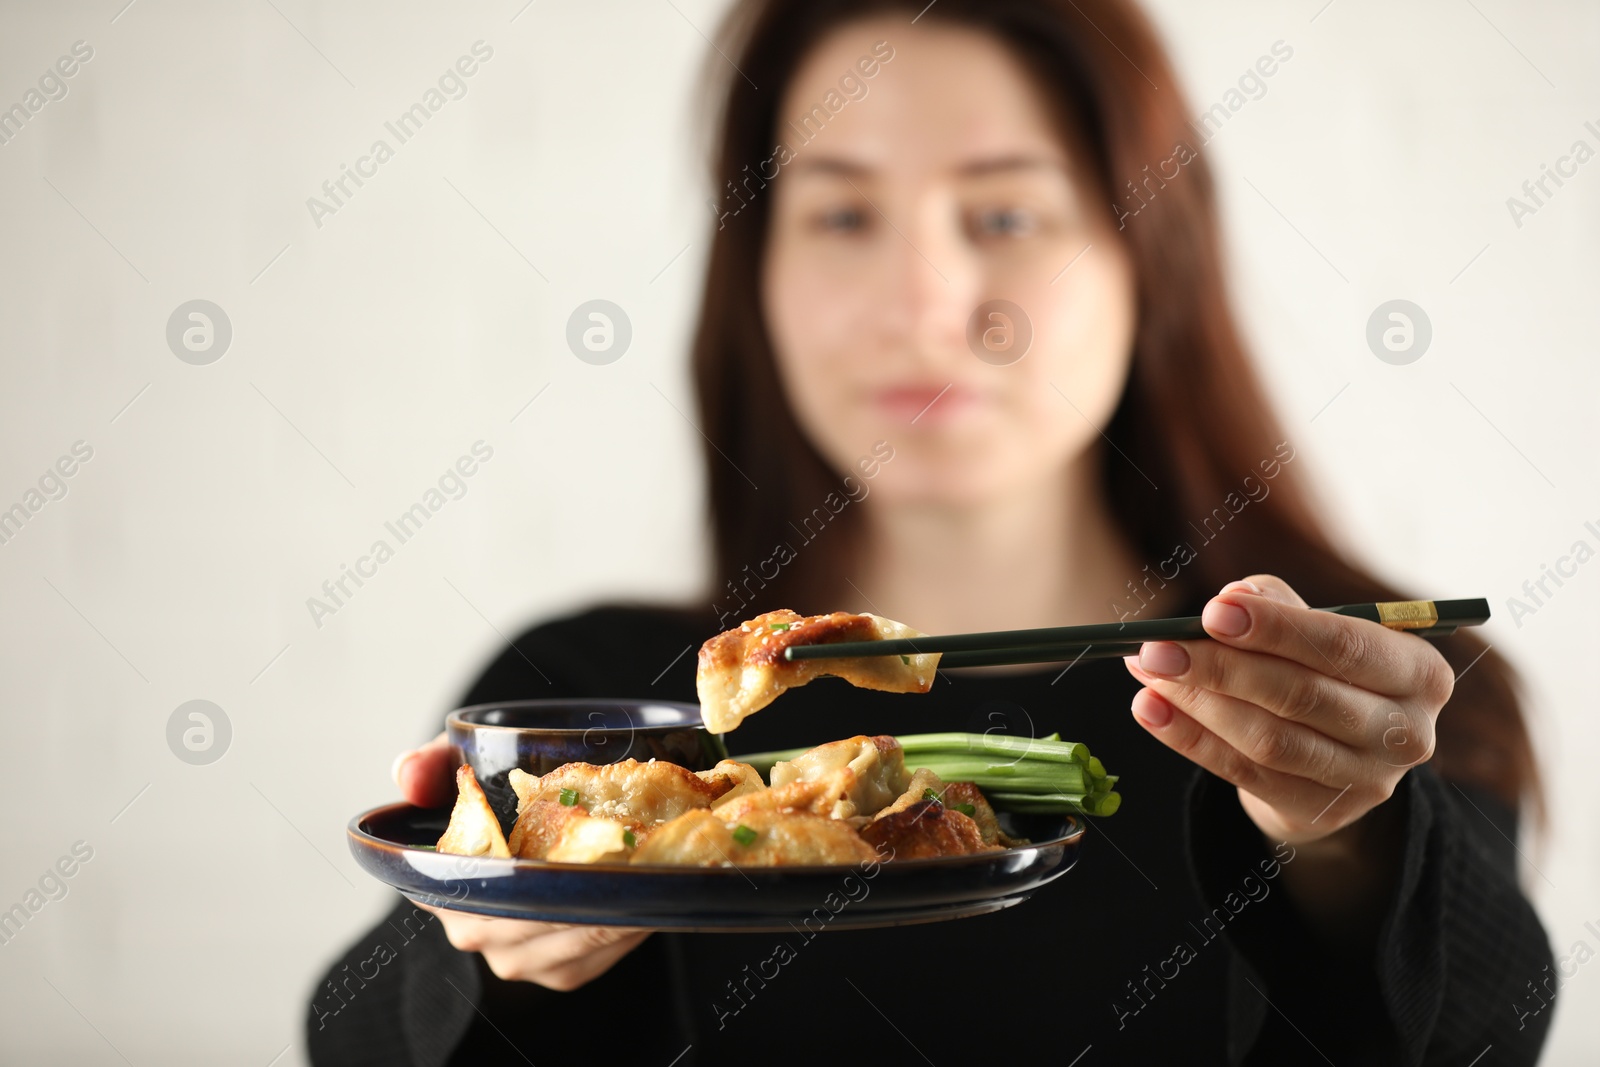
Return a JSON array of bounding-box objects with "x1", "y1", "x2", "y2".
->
[
  {"x1": 507, "y1": 799, "x2": 588, "y2": 858},
  {"x1": 767, "y1": 735, "x2": 909, "y2": 819},
  {"x1": 711, "y1": 771, "x2": 851, "y2": 821},
  {"x1": 871, "y1": 767, "x2": 947, "y2": 821},
  {"x1": 436, "y1": 765, "x2": 511, "y2": 858},
  {"x1": 939, "y1": 781, "x2": 1006, "y2": 847},
  {"x1": 545, "y1": 813, "x2": 636, "y2": 864},
  {"x1": 872, "y1": 770, "x2": 1008, "y2": 847},
  {"x1": 697, "y1": 759, "x2": 766, "y2": 804},
  {"x1": 508, "y1": 759, "x2": 734, "y2": 826},
  {"x1": 858, "y1": 799, "x2": 997, "y2": 860},
  {"x1": 630, "y1": 809, "x2": 879, "y2": 867},
  {"x1": 508, "y1": 798, "x2": 647, "y2": 863},
  {"x1": 696, "y1": 610, "x2": 940, "y2": 734}
]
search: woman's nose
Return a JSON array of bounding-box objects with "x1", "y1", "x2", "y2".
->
[{"x1": 878, "y1": 199, "x2": 979, "y2": 363}]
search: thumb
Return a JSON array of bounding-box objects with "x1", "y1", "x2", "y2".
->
[
  {"x1": 393, "y1": 731, "x2": 455, "y2": 808},
  {"x1": 1229, "y1": 574, "x2": 1308, "y2": 610}
]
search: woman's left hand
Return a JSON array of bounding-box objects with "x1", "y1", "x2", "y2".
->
[{"x1": 1124, "y1": 574, "x2": 1456, "y2": 845}]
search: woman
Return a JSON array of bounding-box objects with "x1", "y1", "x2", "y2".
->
[{"x1": 310, "y1": 1, "x2": 1553, "y2": 1062}]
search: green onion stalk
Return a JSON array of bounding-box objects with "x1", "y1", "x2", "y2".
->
[{"x1": 732, "y1": 731, "x2": 1121, "y2": 817}]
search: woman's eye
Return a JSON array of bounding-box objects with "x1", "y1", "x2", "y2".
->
[
  {"x1": 972, "y1": 207, "x2": 1035, "y2": 238},
  {"x1": 814, "y1": 206, "x2": 866, "y2": 232}
]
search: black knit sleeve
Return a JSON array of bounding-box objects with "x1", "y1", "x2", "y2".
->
[
  {"x1": 306, "y1": 606, "x2": 703, "y2": 1066},
  {"x1": 305, "y1": 897, "x2": 487, "y2": 1066},
  {"x1": 306, "y1": 616, "x2": 586, "y2": 1067},
  {"x1": 1183, "y1": 763, "x2": 1556, "y2": 1066}
]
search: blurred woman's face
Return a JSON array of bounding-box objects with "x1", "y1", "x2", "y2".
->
[{"x1": 762, "y1": 18, "x2": 1137, "y2": 507}]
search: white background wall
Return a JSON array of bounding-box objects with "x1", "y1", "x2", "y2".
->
[{"x1": 0, "y1": 0, "x2": 1594, "y2": 1062}]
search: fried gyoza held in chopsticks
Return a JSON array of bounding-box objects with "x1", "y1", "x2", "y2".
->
[{"x1": 696, "y1": 609, "x2": 941, "y2": 735}]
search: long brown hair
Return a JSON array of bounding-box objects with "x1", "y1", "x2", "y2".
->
[{"x1": 687, "y1": 0, "x2": 1541, "y2": 820}]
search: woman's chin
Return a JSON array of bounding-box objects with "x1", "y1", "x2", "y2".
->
[{"x1": 865, "y1": 463, "x2": 1030, "y2": 509}]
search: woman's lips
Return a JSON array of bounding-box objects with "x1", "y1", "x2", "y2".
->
[{"x1": 872, "y1": 384, "x2": 981, "y2": 423}]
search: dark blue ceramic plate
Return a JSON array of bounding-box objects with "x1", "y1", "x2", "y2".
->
[{"x1": 347, "y1": 804, "x2": 1085, "y2": 932}]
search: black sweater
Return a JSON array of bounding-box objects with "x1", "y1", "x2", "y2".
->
[{"x1": 308, "y1": 605, "x2": 1555, "y2": 1065}]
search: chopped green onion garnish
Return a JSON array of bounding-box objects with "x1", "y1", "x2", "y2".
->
[
  {"x1": 623, "y1": 829, "x2": 636, "y2": 847},
  {"x1": 954, "y1": 803, "x2": 976, "y2": 817},
  {"x1": 731, "y1": 824, "x2": 758, "y2": 846},
  {"x1": 922, "y1": 787, "x2": 940, "y2": 802},
  {"x1": 769, "y1": 622, "x2": 790, "y2": 632},
  {"x1": 900, "y1": 654, "x2": 911, "y2": 665},
  {"x1": 559, "y1": 788, "x2": 579, "y2": 806}
]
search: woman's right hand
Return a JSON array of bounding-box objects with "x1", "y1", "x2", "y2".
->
[{"x1": 393, "y1": 733, "x2": 654, "y2": 991}]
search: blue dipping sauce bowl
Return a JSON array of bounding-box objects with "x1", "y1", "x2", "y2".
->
[{"x1": 445, "y1": 699, "x2": 728, "y2": 831}]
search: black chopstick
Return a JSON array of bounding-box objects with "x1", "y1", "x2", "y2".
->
[
  {"x1": 934, "y1": 628, "x2": 1466, "y2": 669},
  {"x1": 781, "y1": 599, "x2": 1487, "y2": 668}
]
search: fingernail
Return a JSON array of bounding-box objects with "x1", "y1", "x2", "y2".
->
[
  {"x1": 1138, "y1": 641, "x2": 1189, "y2": 677},
  {"x1": 1132, "y1": 689, "x2": 1173, "y2": 728},
  {"x1": 391, "y1": 750, "x2": 417, "y2": 787},
  {"x1": 1220, "y1": 579, "x2": 1262, "y2": 595},
  {"x1": 1204, "y1": 598, "x2": 1251, "y2": 637}
]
